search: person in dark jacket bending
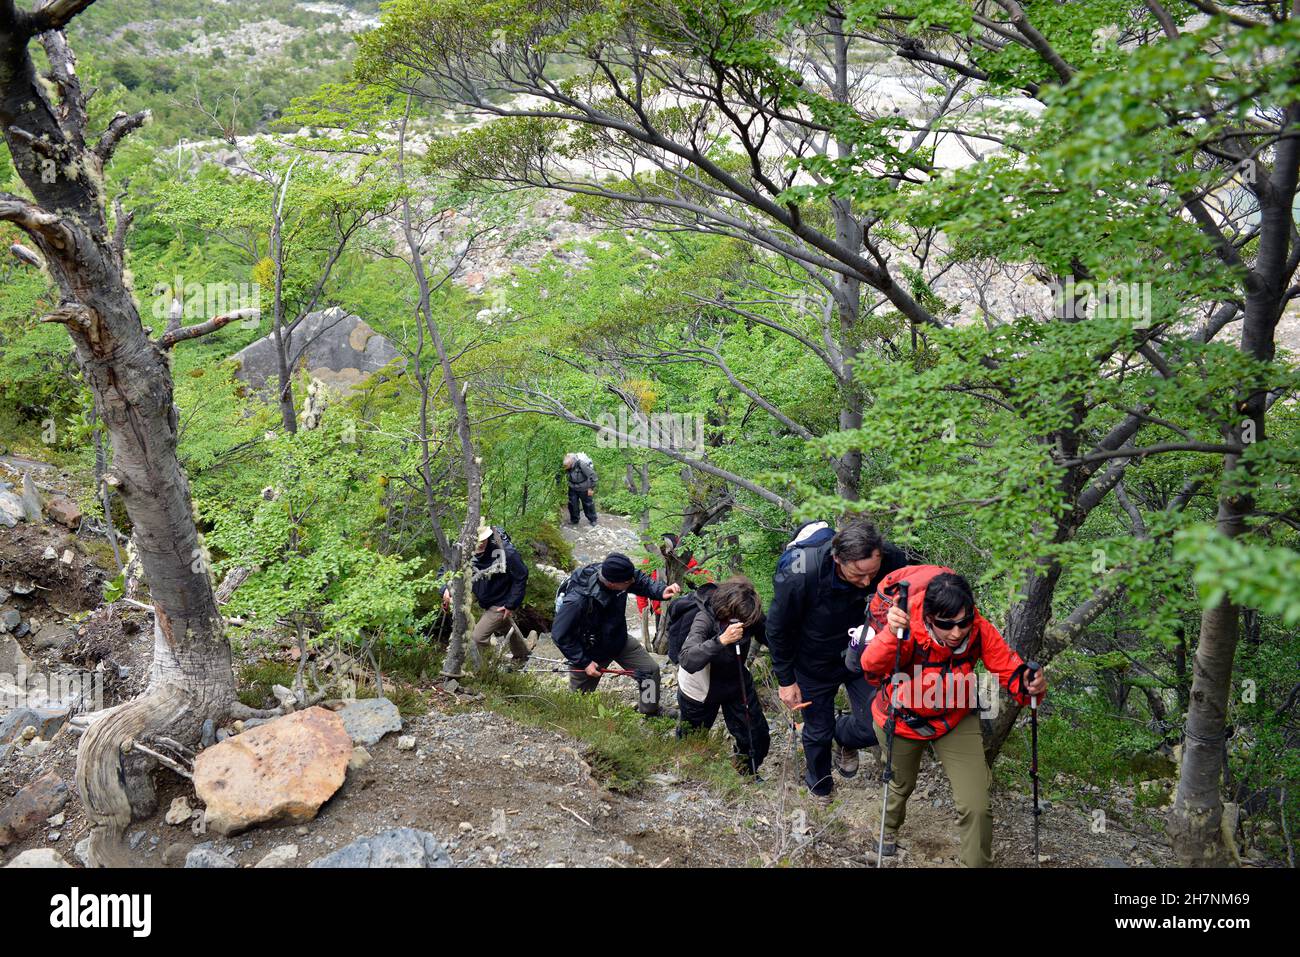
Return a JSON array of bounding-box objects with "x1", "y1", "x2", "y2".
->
[
  {"x1": 766, "y1": 519, "x2": 912, "y2": 802},
  {"x1": 676, "y1": 576, "x2": 771, "y2": 775},
  {"x1": 442, "y1": 525, "x2": 531, "y2": 670},
  {"x1": 553, "y1": 553, "x2": 679, "y2": 714}
]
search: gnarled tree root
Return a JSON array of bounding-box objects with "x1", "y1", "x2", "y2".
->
[{"x1": 76, "y1": 681, "x2": 231, "y2": 868}]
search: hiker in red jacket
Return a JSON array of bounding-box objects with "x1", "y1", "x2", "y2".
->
[
  {"x1": 861, "y1": 568, "x2": 1046, "y2": 867},
  {"x1": 635, "y1": 535, "x2": 712, "y2": 617}
]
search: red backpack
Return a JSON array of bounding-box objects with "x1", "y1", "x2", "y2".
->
[{"x1": 867, "y1": 565, "x2": 952, "y2": 632}]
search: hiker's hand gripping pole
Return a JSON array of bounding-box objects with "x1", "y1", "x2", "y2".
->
[{"x1": 877, "y1": 580, "x2": 909, "y2": 869}]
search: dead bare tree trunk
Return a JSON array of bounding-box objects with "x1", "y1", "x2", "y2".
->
[
  {"x1": 90, "y1": 410, "x2": 123, "y2": 573},
  {"x1": 0, "y1": 0, "x2": 236, "y2": 866},
  {"x1": 624, "y1": 460, "x2": 650, "y2": 532}
]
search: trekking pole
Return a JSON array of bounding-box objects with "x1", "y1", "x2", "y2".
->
[
  {"x1": 734, "y1": 639, "x2": 758, "y2": 776},
  {"x1": 877, "y1": 580, "x2": 909, "y2": 869},
  {"x1": 525, "y1": 654, "x2": 569, "y2": 666},
  {"x1": 521, "y1": 665, "x2": 640, "y2": 678},
  {"x1": 1025, "y1": 659, "x2": 1041, "y2": 867},
  {"x1": 785, "y1": 701, "x2": 812, "y2": 798}
]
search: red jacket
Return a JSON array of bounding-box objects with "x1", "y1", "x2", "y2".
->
[
  {"x1": 861, "y1": 568, "x2": 1039, "y2": 740},
  {"x1": 635, "y1": 558, "x2": 711, "y2": 614}
]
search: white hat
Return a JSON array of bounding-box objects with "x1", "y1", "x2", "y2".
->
[{"x1": 476, "y1": 525, "x2": 493, "y2": 544}]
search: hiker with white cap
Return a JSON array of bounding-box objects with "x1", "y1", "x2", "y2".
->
[
  {"x1": 442, "y1": 524, "x2": 532, "y2": 670},
  {"x1": 560, "y1": 452, "x2": 599, "y2": 527}
]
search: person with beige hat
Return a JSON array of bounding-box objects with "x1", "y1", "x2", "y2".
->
[{"x1": 442, "y1": 524, "x2": 532, "y2": 670}]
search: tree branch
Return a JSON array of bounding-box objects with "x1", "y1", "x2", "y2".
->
[
  {"x1": 490, "y1": 387, "x2": 794, "y2": 512},
  {"x1": 154, "y1": 309, "x2": 259, "y2": 350},
  {"x1": 0, "y1": 192, "x2": 74, "y2": 252},
  {"x1": 1060, "y1": 441, "x2": 1244, "y2": 467},
  {"x1": 993, "y1": 0, "x2": 1075, "y2": 85},
  {"x1": 94, "y1": 110, "x2": 150, "y2": 164},
  {"x1": 21, "y1": 0, "x2": 98, "y2": 36}
]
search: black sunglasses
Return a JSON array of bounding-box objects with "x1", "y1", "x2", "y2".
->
[{"x1": 930, "y1": 612, "x2": 975, "y2": 630}]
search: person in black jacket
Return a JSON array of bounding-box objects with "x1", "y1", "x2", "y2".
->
[
  {"x1": 766, "y1": 519, "x2": 912, "y2": 803},
  {"x1": 676, "y1": 576, "x2": 771, "y2": 775},
  {"x1": 553, "y1": 553, "x2": 679, "y2": 714},
  {"x1": 561, "y1": 453, "x2": 599, "y2": 526},
  {"x1": 442, "y1": 525, "x2": 531, "y2": 670}
]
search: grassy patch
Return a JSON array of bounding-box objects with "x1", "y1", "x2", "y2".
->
[
  {"x1": 350, "y1": 673, "x2": 429, "y2": 718},
  {"x1": 995, "y1": 691, "x2": 1171, "y2": 806},
  {"x1": 375, "y1": 640, "x2": 443, "y2": 685},
  {"x1": 469, "y1": 666, "x2": 745, "y2": 795},
  {"x1": 237, "y1": 660, "x2": 297, "y2": 709}
]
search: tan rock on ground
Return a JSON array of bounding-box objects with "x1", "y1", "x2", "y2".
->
[
  {"x1": 43, "y1": 495, "x2": 82, "y2": 529},
  {"x1": 193, "y1": 707, "x2": 351, "y2": 836}
]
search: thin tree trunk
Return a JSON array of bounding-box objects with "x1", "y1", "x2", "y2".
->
[
  {"x1": 91, "y1": 413, "x2": 123, "y2": 573},
  {"x1": 394, "y1": 99, "x2": 480, "y2": 676},
  {"x1": 270, "y1": 157, "x2": 300, "y2": 433},
  {"x1": 830, "y1": 16, "x2": 863, "y2": 500},
  {"x1": 1169, "y1": 98, "x2": 1299, "y2": 866}
]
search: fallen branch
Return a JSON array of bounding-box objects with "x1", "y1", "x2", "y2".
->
[{"x1": 558, "y1": 803, "x2": 592, "y2": 827}]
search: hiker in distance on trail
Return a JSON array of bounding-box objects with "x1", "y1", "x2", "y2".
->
[
  {"x1": 560, "y1": 452, "x2": 599, "y2": 527},
  {"x1": 553, "y1": 553, "x2": 679, "y2": 716},
  {"x1": 863, "y1": 568, "x2": 1047, "y2": 867},
  {"x1": 766, "y1": 519, "x2": 917, "y2": 805},
  {"x1": 670, "y1": 576, "x2": 771, "y2": 777},
  {"x1": 442, "y1": 524, "x2": 532, "y2": 672}
]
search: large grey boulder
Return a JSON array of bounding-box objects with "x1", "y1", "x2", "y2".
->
[
  {"x1": 308, "y1": 828, "x2": 452, "y2": 868},
  {"x1": 0, "y1": 490, "x2": 23, "y2": 527},
  {"x1": 337, "y1": 698, "x2": 403, "y2": 747},
  {"x1": 229, "y1": 308, "x2": 404, "y2": 396}
]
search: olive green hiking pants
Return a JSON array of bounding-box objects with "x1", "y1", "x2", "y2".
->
[{"x1": 873, "y1": 712, "x2": 993, "y2": 868}]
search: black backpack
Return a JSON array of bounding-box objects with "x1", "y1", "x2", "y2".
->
[
  {"x1": 553, "y1": 564, "x2": 604, "y2": 651},
  {"x1": 554, "y1": 563, "x2": 598, "y2": 612},
  {"x1": 663, "y1": 582, "x2": 717, "y2": 664}
]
